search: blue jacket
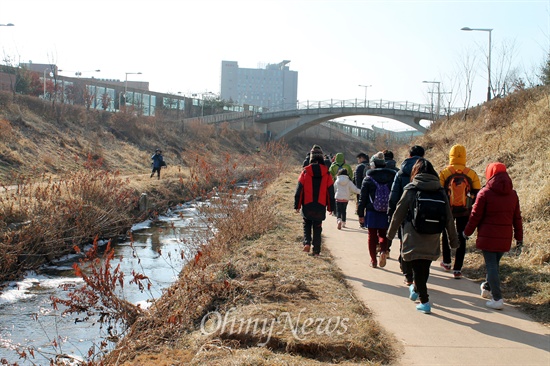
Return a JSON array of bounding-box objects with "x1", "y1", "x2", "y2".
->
[{"x1": 151, "y1": 153, "x2": 164, "y2": 168}]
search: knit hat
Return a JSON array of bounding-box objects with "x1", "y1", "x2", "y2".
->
[
  {"x1": 370, "y1": 151, "x2": 386, "y2": 168},
  {"x1": 310, "y1": 145, "x2": 324, "y2": 163},
  {"x1": 485, "y1": 162, "x2": 507, "y2": 180}
]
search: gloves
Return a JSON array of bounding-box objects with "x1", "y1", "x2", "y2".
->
[
  {"x1": 461, "y1": 232, "x2": 470, "y2": 240},
  {"x1": 514, "y1": 241, "x2": 523, "y2": 256}
]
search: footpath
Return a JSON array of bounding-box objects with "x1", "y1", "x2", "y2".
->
[{"x1": 322, "y1": 203, "x2": 549, "y2": 366}]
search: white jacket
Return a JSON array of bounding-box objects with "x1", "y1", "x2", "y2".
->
[{"x1": 334, "y1": 175, "x2": 361, "y2": 201}]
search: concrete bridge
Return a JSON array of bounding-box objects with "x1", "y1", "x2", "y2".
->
[{"x1": 254, "y1": 99, "x2": 436, "y2": 140}]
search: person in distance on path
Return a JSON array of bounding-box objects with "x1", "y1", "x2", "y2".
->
[
  {"x1": 387, "y1": 158, "x2": 458, "y2": 314},
  {"x1": 150, "y1": 148, "x2": 165, "y2": 180}
]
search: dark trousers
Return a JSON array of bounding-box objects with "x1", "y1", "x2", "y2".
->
[
  {"x1": 441, "y1": 215, "x2": 468, "y2": 270},
  {"x1": 482, "y1": 251, "x2": 504, "y2": 301},
  {"x1": 303, "y1": 218, "x2": 323, "y2": 254},
  {"x1": 151, "y1": 167, "x2": 161, "y2": 179},
  {"x1": 409, "y1": 259, "x2": 432, "y2": 304},
  {"x1": 398, "y1": 228, "x2": 413, "y2": 282},
  {"x1": 367, "y1": 228, "x2": 387, "y2": 263},
  {"x1": 336, "y1": 201, "x2": 348, "y2": 222}
]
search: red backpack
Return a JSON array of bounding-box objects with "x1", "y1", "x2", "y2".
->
[{"x1": 444, "y1": 166, "x2": 474, "y2": 217}]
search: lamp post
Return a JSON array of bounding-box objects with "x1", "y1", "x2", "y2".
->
[
  {"x1": 422, "y1": 80, "x2": 441, "y2": 118},
  {"x1": 119, "y1": 71, "x2": 142, "y2": 110},
  {"x1": 358, "y1": 84, "x2": 372, "y2": 107},
  {"x1": 461, "y1": 27, "x2": 492, "y2": 102},
  {"x1": 43, "y1": 68, "x2": 51, "y2": 99}
]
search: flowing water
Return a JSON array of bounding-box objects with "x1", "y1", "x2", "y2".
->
[{"x1": 0, "y1": 186, "x2": 252, "y2": 365}]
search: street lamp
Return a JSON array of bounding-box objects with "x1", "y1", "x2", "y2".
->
[
  {"x1": 43, "y1": 68, "x2": 51, "y2": 99},
  {"x1": 461, "y1": 27, "x2": 493, "y2": 102},
  {"x1": 358, "y1": 84, "x2": 372, "y2": 107},
  {"x1": 422, "y1": 80, "x2": 441, "y2": 118},
  {"x1": 119, "y1": 71, "x2": 142, "y2": 110}
]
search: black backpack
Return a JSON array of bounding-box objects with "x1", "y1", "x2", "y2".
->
[{"x1": 409, "y1": 188, "x2": 448, "y2": 234}]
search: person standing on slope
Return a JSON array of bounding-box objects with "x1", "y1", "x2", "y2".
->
[{"x1": 150, "y1": 148, "x2": 165, "y2": 180}]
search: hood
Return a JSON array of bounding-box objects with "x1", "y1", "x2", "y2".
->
[
  {"x1": 334, "y1": 153, "x2": 345, "y2": 165},
  {"x1": 336, "y1": 175, "x2": 351, "y2": 185},
  {"x1": 400, "y1": 156, "x2": 421, "y2": 176},
  {"x1": 449, "y1": 144, "x2": 467, "y2": 166},
  {"x1": 303, "y1": 163, "x2": 328, "y2": 178},
  {"x1": 486, "y1": 171, "x2": 513, "y2": 195},
  {"x1": 485, "y1": 162, "x2": 507, "y2": 180},
  {"x1": 407, "y1": 173, "x2": 441, "y2": 191}
]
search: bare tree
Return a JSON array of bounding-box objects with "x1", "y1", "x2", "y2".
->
[
  {"x1": 491, "y1": 39, "x2": 519, "y2": 98},
  {"x1": 455, "y1": 47, "x2": 478, "y2": 114}
]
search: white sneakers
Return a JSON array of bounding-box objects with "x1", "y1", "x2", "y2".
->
[
  {"x1": 337, "y1": 219, "x2": 342, "y2": 230},
  {"x1": 486, "y1": 298, "x2": 504, "y2": 310},
  {"x1": 480, "y1": 282, "x2": 492, "y2": 299}
]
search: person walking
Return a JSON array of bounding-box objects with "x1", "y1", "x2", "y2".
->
[
  {"x1": 294, "y1": 146, "x2": 336, "y2": 256},
  {"x1": 357, "y1": 152, "x2": 396, "y2": 268},
  {"x1": 150, "y1": 148, "x2": 165, "y2": 180},
  {"x1": 387, "y1": 158, "x2": 458, "y2": 314},
  {"x1": 463, "y1": 162, "x2": 523, "y2": 310},
  {"x1": 383, "y1": 149, "x2": 399, "y2": 172},
  {"x1": 388, "y1": 145, "x2": 425, "y2": 284},
  {"x1": 334, "y1": 168, "x2": 361, "y2": 230},
  {"x1": 354, "y1": 153, "x2": 370, "y2": 228},
  {"x1": 329, "y1": 152, "x2": 354, "y2": 182},
  {"x1": 439, "y1": 144, "x2": 481, "y2": 279}
]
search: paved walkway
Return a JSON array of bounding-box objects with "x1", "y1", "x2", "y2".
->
[{"x1": 322, "y1": 204, "x2": 549, "y2": 366}]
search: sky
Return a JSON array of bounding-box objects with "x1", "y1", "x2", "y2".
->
[{"x1": 1, "y1": 0, "x2": 548, "y2": 130}]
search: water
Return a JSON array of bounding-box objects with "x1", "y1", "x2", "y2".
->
[{"x1": 0, "y1": 200, "x2": 210, "y2": 364}]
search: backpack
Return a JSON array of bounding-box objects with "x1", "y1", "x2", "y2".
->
[
  {"x1": 410, "y1": 189, "x2": 448, "y2": 234},
  {"x1": 444, "y1": 166, "x2": 473, "y2": 217},
  {"x1": 369, "y1": 178, "x2": 390, "y2": 212}
]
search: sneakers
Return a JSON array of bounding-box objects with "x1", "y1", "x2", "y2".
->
[
  {"x1": 453, "y1": 271, "x2": 463, "y2": 279},
  {"x1": 337, "y1": 219, "x2": 342, "y2": 230},
  {"x1": 486, "y1": 298, "x2": 504, "y2": 310},
  {"x1": 342, "y1": 221, "x2": 346, "y2": 228},
  {"x1": 379, "y1": 252, "x2": 387, "y2": 268},
  {"x1": 308, "y1": 252, "x2": 320, "y2": 257},
  {"x1": 416, "y1": 302, "x2": 432, "y2": 314},
  {"x1": 480, "y1": 282, "x2": 492, "y2": 299},
  {"x1": 370, "y1": 261, "x2": 377, "y2": 268},
  {"x1": 440, "y1": 262, "x2": 452, "y2": 271},
  {"x1": 303, "y1": 245, "x2": 311, "y2": 253},
  {"x1": 386, "y1": 249, "x2": 390, "y2": 259},
  {"x1": 409, "y1": 284, "x2": 419, "y2": 301}
]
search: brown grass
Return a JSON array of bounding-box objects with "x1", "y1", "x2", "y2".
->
[
  {"x1": 414, "y1": 86, "x2": 550, "y2": 325},
  {"x1": 104, "y1": 172, "x2": 398, "y2": 366}
]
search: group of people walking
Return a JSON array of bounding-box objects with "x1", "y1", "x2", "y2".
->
[{"x1": 294, "y1": 143, "x2": 523, "y2": 314}]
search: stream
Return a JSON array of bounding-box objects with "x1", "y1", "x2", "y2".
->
[{"x1": 0, "y1": 185, "x2": 252, "y2": 365}]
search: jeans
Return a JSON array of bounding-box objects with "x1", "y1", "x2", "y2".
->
[
  {"x1": 303, "y1": 218, "x2": 323, "y2": 254},
  {"x1": 336, "y1": 201, "x2": 348, "y2": 222},
  {"x1": 441, "y1": 216, "x2": 468, "y2": 270},
  {"x1": 409, "y1": 259, "x2": 432, "y2": 304},
  {"x1": 482, "y1": 251, "x2": 504, "y2": 301},
  {"x1": 367, "y1": 228, "x2": 387, "y2": 263}
]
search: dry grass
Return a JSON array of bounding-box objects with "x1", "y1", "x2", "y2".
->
[
  {"x1": 102, "y1": 173, "x2": 398, "y2": 366},
  {"x1": 414, "y1": 86, "x2": 550, "y2": 325}
]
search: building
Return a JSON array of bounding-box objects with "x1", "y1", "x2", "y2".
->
[{"x1": 220, "y1": 60, "x2": 298, "y2": 110}]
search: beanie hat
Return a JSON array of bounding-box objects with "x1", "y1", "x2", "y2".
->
[
  {"x1": 310, "y1": 146, "x2": 324, "y2": 163},
  {"x1": 485, "y1": 162, "x2": 507, "y2": 181},
  {"x1": 370, "y1": 151, "x2": 386, "y2": 168}
]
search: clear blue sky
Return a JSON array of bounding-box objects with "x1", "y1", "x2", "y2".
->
[{"x1": 1, "y1": 0, "x2": 548, "y2": 129}]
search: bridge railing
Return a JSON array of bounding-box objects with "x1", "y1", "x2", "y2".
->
[{"x1": 264, "y1": 99, "x2": 464, "y2": 117}]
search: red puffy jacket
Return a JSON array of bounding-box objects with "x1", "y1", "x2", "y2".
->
[{"x1": 464, "y1": 169, "x2": 523, "y2": 252}]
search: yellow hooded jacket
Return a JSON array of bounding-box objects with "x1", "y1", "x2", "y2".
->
[{"x1": 439, "y1": 144, "x2": 481, "y2": 193}]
